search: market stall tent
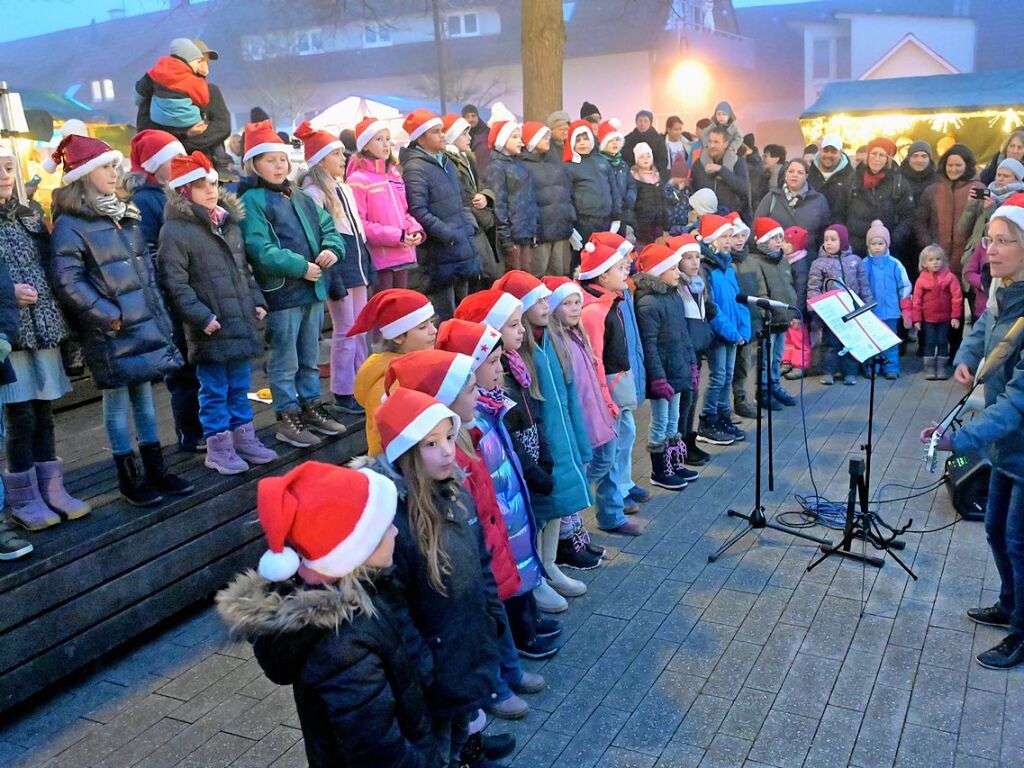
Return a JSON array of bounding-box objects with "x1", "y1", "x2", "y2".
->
[{"x1": 800, "y1": 69, "x2": 1024, "y2": 162}]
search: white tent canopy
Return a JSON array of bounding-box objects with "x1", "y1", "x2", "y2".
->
[{"x1": 310, "y1": 96, "x2": 404, "y2": 136}]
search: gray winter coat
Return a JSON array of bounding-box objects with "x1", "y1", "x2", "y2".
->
[
  {"x1": 521, "y1": 150, "x2": 575, "y2": 243},
  {"x1": 754, "y1": 185, "x2": 831, "y2": 257},
  {"x1": 751, "y1": 245, "x2": 799, "y2": 330}
]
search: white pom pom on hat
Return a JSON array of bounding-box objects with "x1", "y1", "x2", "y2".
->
[{"x1": 258, "y1": 546, "x2": 301, "y2": 581}]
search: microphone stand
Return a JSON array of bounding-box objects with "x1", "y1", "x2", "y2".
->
[{"x1": 709, "y1": 306, "x2": 832, "y2": 563}]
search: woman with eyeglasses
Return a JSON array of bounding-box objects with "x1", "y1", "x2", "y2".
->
[{"x1": 922, "y1": 193, "x2": 1024, "y2": 670}]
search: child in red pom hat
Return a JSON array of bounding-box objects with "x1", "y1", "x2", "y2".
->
[{"x1": 216, "y1": 461, "x2": 441, "y2": 766}]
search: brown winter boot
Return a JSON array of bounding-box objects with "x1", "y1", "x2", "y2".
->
[{"x1": 923, "y1": 356, "x2": 939, "y2": 380}]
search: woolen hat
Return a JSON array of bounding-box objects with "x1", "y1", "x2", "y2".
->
[
  {"x1": 403, "y1": 109, "x2": 443, "y2": 143},
  {"x1": 384, "y1": 350, "x2": 474, "y2": 407},
  {"x1": 663, "y1": 233, "x2": 700, "y2": 259},
  {"x1": 907, "y1": 139, "x2": 932, "y2": 159},
  {"x1": 637, "y1": 243, "x2": 681, "y2": 276},
  {"x1": 48, "y1": 134, "x2": 123, "y2": 186},
  {"x1": 754, "y1": 217, "x2": 784, "y2": 244},
  {"x1": 130, "y1": 129, "x2": 185, "y2": 175},
  {"x1": 998, "y1": 157, "x2": 1024, "y2": 182},
  {"x1": 632, "y1": 142, "x2": 653, "y2": 161},
  {"x1": 521, "y1": 122, "x2": 550, "y2": 152},
  {"x1": 689, "y1": 188, "x2": 718, "y2": 215},
  {"x1": 493, "y1": 270, "x2": 551, "y2": 312},
  {"x1": 563, "y1": 120, "x2": 595, "y2": 163},
  {"x1": 783, "y1": 226, "x2": 809, "y2": 252},
  {"x1": 461, "y1": 104, "x2": 480, "y2": 118},
  {"x1": 580, "y1": 101, "x2": 600, "y2": 120},
  {"x1": 454, "y1": 289, "x2": 523, "y2": 329},
  {"x1": 354, "y1": 116, "x2": 389, "y2": 152},
  {"x1": 375, "y1": 388, "x2": 460, "y2": 465},
  {"x1": 441, "y1": 113, "x2": 470, "y2": 146},
  {"x1": 168, "y1": 151, "x2": 218, "y2": 189},
  {"x1": 436, "y1": 319, "x2": 502, "y2": 371},
  {"x1": 294, "y1": 121, "x2": 343, "y2": 166},
  {"x1": 824, "y1": 223, "x2": 850, "y2": 251},
  {"x1": 256, "y1": 462, "x2": 397, "y2": 582},
  {"x1": 347, "y1": 289, "x2": 434, "y2": 339},
  {"x1": 866, "y1": 137, "x2": 897, "y2": 158},
  {"x1": 242, "y1": 120, "x2": 287, "y2": 162},
  {"x1": 699, "y1": 214, "x2": 734, "y2": 243},
  {"x1": 542, "y1": 275, "x2": 583, "y2": 311},
  {"x1": 865, "y1": 219, "x2": 891, "y2": 248},
  {"x1": 546, "y1": 110, "x2": 571, "y2": 129},
  {"x1": 487, "y1": 121, "x2": 519, "y2": 151}
]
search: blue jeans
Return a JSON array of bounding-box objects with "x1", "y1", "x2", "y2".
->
[
  {"x1": 196, "y1": 359, "x2": 255, "y2": 437},
  {"x1": 922, "y1": 321, "x2": 951, "y2": 357},
  {"x1": 611, "y1": 407, "x2": 637, "y2": 507},
  {"x1": 494, "y1": 598, "x2": 525, "y2": 701},
  {"x1": 822, "y1": 327, "x2": 860, "y2": 377},
  {"x1": 878, "y1": 319, "x2": 900, "y2": 375},
  {"x1": 103, "y1": 382, "x2": 159, "y2": 455},
  {"x1": 265, "y1": 302, "x2": 325, "y2": 414},
  {"x1": 761, "y1": 330, "x2": 788, "y2": 387},
  {"x1": 702, "y1": 341, "x2": 737, "y2": 417},
  {"x1": 591, "y1": 426, "x2": 626, "y2": 530},
  {"x1": 166, "y1": 313, "x2": 203, "y2": 447},
  {"x1": 986, "y1": 469, "x2": 1024, "y2": 634},
  {"x1": 649, "y1": 392, "x2": 681, "y2": 445}
]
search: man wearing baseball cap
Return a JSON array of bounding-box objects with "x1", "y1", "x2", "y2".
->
[{"x1": 807, "y1": 133, "x2": 854, "y2": 223}]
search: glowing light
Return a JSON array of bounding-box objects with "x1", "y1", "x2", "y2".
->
[{"x1": 670, "y1": 60, "x2": 710, "y2": 101}]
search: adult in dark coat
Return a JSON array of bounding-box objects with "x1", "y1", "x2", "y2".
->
[
  {"x1": 845, "y1": 138, "x2": 915, "y2": 260},
  {"x1": 462, "y1": 104, "x2": 491, "y2": 173},
  {"x1": 403, "y1": 124, "x2": 481, "y2": 320},
  {"x1": 754, "y1": 159, "x2": 831, "y2": 256},
  {"x1": 690, "y1": 126, "x2": 751, "y2": 222},
  {"x1": 979, "y1": 129, "x2": 1024, "y2": 186},
  {"x1": 621, "y1": 110, "x2": 669, "y2": 177},
  {"x1": 915, "y1": 144, "x2": 984, "y2": 275},
  {"x1": 901, "y1": 139, "x2": 939, "y2": 278},
  {"x1": 806, "y1": 136, "x2": 854, "y2": 224}
]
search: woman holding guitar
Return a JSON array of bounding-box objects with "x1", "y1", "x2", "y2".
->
[{"x1": 922, "y1": 193, "x2": 1024, "y2": 670}]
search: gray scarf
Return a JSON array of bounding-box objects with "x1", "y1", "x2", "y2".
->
[{"x1": 92, "y1": 194, "x2": 129, "y2": 222}]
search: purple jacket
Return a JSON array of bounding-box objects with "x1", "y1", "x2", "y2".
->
[{"x1": 806, "y1": 248, "x2": 874, "y2": 304}]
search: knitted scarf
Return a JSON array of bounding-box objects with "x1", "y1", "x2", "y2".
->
[
  {"x1": 93, "y1": 193, "x2": 130, "y2": 222},
  {"x1": 861, "y1": 168, "x2": 887, "y2": 191},
  {"x1": 988, "y1": 180, "x2": 1024, "y2": 204},
  {"x1": 503, "y1": 350, "x2": 531, "y2": 390},
  {"x1": 784, "y1": 182, "x2": 808, "y2": 208}
]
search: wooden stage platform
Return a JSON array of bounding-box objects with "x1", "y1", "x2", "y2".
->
[{"x1": 0, "y1": 381, "x2": 366, "y2": 713}]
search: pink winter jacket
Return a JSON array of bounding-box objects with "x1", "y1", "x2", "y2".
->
[{"x1": 345, "y1": 154, "x2": 423, "y2": 271}]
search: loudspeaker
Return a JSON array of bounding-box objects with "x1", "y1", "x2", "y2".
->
[{"x1": 945, "y1": 453, "x2": 990, "y2": 521}]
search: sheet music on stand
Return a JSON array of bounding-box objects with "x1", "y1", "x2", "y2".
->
[{"x1": 808, "y1": 288, "x2": 900, "y2": 363}]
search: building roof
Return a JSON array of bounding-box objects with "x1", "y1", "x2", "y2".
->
[
  {"x1": 858, "y1": 32, "x2": 960, "y2": 79},
  {"x1": 801, "y1": 68, "x2": 1024, "y2": 117}
]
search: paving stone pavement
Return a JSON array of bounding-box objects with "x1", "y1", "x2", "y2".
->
[{"x1": 2, "y1": 369, "x2": 1022, "y2": 767}]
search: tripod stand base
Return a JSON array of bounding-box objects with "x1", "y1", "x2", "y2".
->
[
  {"x1": 708, "y1": 507, "x2": 833, "y2": 563},
  {"x1": 817, "y1": 542, "x2": 885, "y2": 569}
]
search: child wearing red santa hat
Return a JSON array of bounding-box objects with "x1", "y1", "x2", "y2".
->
[{"x1": 481, "y1": 121, "x2": 539, "y2": 272}]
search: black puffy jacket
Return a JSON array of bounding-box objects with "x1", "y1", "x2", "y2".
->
[
  {"x1": 403, "y1": 147, "x2": 481, "y2": 292},
  {"x1": 482, "y1": 150, "x2": 540, "y2": 250},
  {"x1": 217, "y1": 571, "x2": 437, "y2": 768},
  {"x1": 0, "y1": 259, "x2": 19, "y2": 386},
  {"x1": 50, "y1": 195, "x2": 182, "y2": 389},
  {"x1": 157, "y1": 191, "x2": 266, "y2": 365},
  {"x1": 846, "y1": 165, "x2": 916, "y2": 258},
  {"x1": 633, "y1": 272, "x2": 695, "y2": 397},
  {"x1": 521, "y1": 150, "x2": 576, "y2": 243}
]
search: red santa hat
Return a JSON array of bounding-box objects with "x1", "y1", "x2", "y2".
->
[
  {"x1": 699, "y1": 214, "x2": 734, "y2": 243},
  {"x1": 563, "y1": 120, "x2": 595, "y2": 163},
  {"x1": 294, "y1": 121, "x2": 343, "y2": 167},
  {"x1": 435, "y1": 319, "x2": 502, "y2": 371},
  {"x1": 402, "y1": 109, "x2": 443, "y2": 144},
  {"x1": 168, "y1": 151, "x2": 219, "y2": 189},
  {"x1": 129, "y1": 129, "x2": 185, "y2": 175},
  {"x1": 487, "y1": 121, "x2": 520, "y2": 151},
  {"x1": 992, "y1": 193, "x2": 1024, "y2": 231},
  {"x1": 346, "y1": 289, "x2": 435, "y2": 340},
  {"x1": 521, "y1": 121, "x2": 550, "y2": 153},
  {"x1": 597, "y1": 118, "x2": 623, "y2": 152},
  {"x1": 354, "y1": 116, "x2": 389, "y2": 152},
  {"x1": 754, "y1": 217, "x2": 784, "y2": 244},
  {"x1": 243, "y1": 119, "x2": 287, "y2": 163},
  {"x1": 579, "y1": 241, "x2": 626, "y2": 281},
  {"x1": 588, "y1": 231, "x2": 635, "y2": 259},
  {"x1": 375, "y1": 388, "x2": 461, "y2": 465},
  {"x1": 493, "y1": 270, "x2": 551, "y2": 312},
  {"x1": 384, "y1": 349, "x2": 474, "y2": 407},
  {"x1": 255, "y1": 462, "x2": 397, "y2": 582},
  {"x1": 726, "y1": 211, "x2": 749, "y2": 235},
  {"x1": 663, "y1": 233, "x2": 701, "y2": 259},
  {"x1": 441, "y1": 113, "x2": 470, "y2": 146},
  {"x1": 455, "y1": 289, "x2": 523, "y2": 329},
  {"x1": 542, "y1": 275, "x2": 583, "y2": 311},
  {"x1": 637, "y1": 243, "x2": 682, "y2": 276},
  {"x1": 48, "y1": 134, "x2": 123, "y2": 186}
]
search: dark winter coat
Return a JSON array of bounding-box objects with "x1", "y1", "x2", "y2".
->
[
  {"x1": 50, "y1": 197, "x2": 182, "y2": 389},
  {"x1": 788, "y1": 251, "x2": 811, "y2": 316},
  {"x1": 755, "y1": 185, "x2": 831, "y2": 256},
  {"x1": 633, "y1": 272, "x2": 696, "y2": 396},
  {"x1": 751, "y1": 245, "x2": 798, "y2": 331},
  {"x1": 807, "y1": 154, "x2": 854, "y2": 224},
  {"x1": 602, "y1": 152, "x2": 637, "y2": 229},
  {"x1": 731, "y1": 247, "x2": 768, "y2": 334},
  {"x1": 378, "y1": 459, "x2": 505, "y2": 719},
  {"x1": 632, "y1": 173, "x2": 665, "y2": 242},
  {"x1": 157, "y1": 191, "x2": 266, "y2": 365},
  {"x1": 521, "y1": 150, "x2": 575, "y2": 243},
  {"x1": 690, "y1": 152, "x2": 751, "y2": 222},
  {"x1": 445, "y1": 148, "x2": 498, "y2": 277},
  {"x1": 482, "y1": 151, "x2": 540, "y2": 250},
  {"x1": 915, "y1": 171, "x2": 984, "y2": 274},
  {"x1": 217, "y1": 571, "x2": 437, "y2": 768},
  {"x1": 565, "y1": 152, "x2": 618, "y2": 223},
  {"x1": 899, "y1": 159, "x2": 938, "y2": 213},
  {"x1": 135, "y1": 76, "x2": 233, "y2": 170},
  {"x1": 846, "y1": 165, "x2": 915, "y2": 258},
  {"x1": 403, "y1": 147, "x2": 482, "y2": 291},
  {"x1": 0, "y1": 260, "x2": 19, "y2": 385},
  {"x1": 125, "y1": 176, "x2": 167, "y2": 254},
  {"x1": 622, "y1": 126, "x2": 669, "y2": 176}
]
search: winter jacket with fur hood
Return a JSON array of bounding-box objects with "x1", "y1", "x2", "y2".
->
[
  {"x1": 353, "y1": 456, "x2": 505, "y2": 719},
  {"x1": 633, "y1": 271, "x2": 696, "y2": 397},
  {"x1": 216, "y1": 570, "x2": 437, "y2": 768},
  {"x1": 50, "y1": 195, "x2": 183, "y2": 389},
  {"x1": 157, "y1": 191, "x2": 266, "y2": 364}
]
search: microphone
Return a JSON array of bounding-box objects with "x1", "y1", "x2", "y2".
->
[{"x1": 735, "y1": 294, "x2": 794, "y2": 311}]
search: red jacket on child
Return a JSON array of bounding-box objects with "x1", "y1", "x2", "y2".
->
[{"x1": 912, "y1": 268, "x2": 963, "y2": 324}]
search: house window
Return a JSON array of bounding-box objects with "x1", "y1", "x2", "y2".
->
[
  {"x1": 812, "y1": 38, "x2": 832, "y2": 80},
  {"x1": 447, "y1": 12, "x2": 479, "y2": 38},
  {"x1": 296, "y1": 28, "x2": 324, "y2": 55},
  {"x1": 90, "y1": 79, "x2": 115, "y2": 103},
  {"x1": 364, "y1": 23, "x2": 392, "y2": 47},
  {"x1": 242, "y1": 35, "x2": 265, "y2": 61}
]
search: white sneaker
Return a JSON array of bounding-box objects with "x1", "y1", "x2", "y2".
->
[{"x1": 533, "y1": 580, "x2": 569, "y2": 613}]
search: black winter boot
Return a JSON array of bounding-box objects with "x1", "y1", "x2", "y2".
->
[
  {"x1": 139, "y1": 443, "x2": 194, "y2": 496},
  {"x1": 114, "y1": 452, "x2": 163, "y2": 507},
  {"x1": 684, "y1": 432, "x2": 711, "y2": 465},
  {"x1": 649, "y1": 443, "x2": 687, "y2": 490}
]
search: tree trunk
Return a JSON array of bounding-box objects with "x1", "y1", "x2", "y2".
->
[{"x1": 521, "y1": 0, "x2": 565, "y2": 121}]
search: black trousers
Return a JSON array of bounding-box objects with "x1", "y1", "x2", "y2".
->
[{"x1": 5, "y1": 399, "x2": 56, "y2": 472}]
